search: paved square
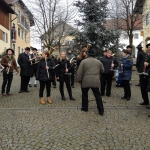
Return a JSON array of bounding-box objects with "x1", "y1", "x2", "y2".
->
[{"x1": 0, "y1": 69, "x2": 150, "y2": 150}]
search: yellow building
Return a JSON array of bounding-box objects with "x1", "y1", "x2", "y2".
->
[
  {"x1": 135, "y1": 0, "x2": 150, "y2": 49},
  {"x1": 0, "y1": 0, "x2": 15, "y2": 55},
  {"x1": 5, "y1": 0, "x2": 34, "y2": 58}
]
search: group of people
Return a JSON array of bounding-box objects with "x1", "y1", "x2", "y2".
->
[{"x1": 0, "y1": 44, "x2": 150, "y2": 117}]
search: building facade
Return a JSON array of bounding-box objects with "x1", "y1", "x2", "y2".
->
[
  {"x1": 5, "y1": 0, "x2": 34, "y2": 58},
  {"x1": 0, "y1": 0, "x2": 15, "y2": 55},
  {"x1": 135, "y1": 0, "x2": 150, "y2": 50}
]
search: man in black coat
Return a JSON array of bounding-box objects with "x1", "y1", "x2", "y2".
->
[
  {"x1": 100, "y1": 50, "x2": 119, "y2": 97},
  {"x1": 135, "y1": 45, "x2": 146, "y2": 86},
  {"x1": 18, "y1": 47, "x2": 34, "y2": 93}
]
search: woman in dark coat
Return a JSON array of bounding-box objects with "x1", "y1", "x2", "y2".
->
[
  {"x1": 119, "y1": 49, "x2": 133, "y2": 100},
  {"x1": 56, "y1": 51, "x2": 75, "y2": 101},
  {"x1": 36, "y1": 51, "x2": 54, "y2": 105}
]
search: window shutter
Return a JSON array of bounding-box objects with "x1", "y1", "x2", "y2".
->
[
  {"x1": 0, "y1": 29, "x2": 2, "y2": 40},
  {"x1": 6, "y1": 33, "x2": 8, "y2": 43}
]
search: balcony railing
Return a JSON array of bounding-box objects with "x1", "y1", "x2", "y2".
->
[{"x1": 18, "y1": 16, "x2": 30, "y2": 31}]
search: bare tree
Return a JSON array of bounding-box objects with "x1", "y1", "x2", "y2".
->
[
  {"x1": 26, "y1": 0, "x2": 76, "y2": 53},
  {"x1": 109, "y1": 0, "x2": 142, "y2": 47}
]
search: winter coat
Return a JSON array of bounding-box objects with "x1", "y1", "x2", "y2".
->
[
  {"x1": 77, "y1": 57, "x2": 104, "y2": 88},
  {"x1": 118, "y1": 54, "x2": 133, "y2": 81},
  {"x1": 66, "y1": 53, "x2": 75, "y2": 61},
  {"x1": 100, "y1": 56, "x2": 118, "y2": 74},
  {"x1": 1, "y1": 55, "x2": 18, "y2": 73},
  {"x1": 36, "y1": 58, "x2": 54, "y2": 81},
  {"x1": 136, "y1": 50, "x2": 146, "y2": 73},
  {"x1": 18, "y1": 52, "x2": 34, "y2": 77},
  {"x1": 56, "y1": 59, "x2": 71, "y2": 82}
]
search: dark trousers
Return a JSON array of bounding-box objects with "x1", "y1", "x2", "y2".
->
[
  {"x1": 101, "y1": 73, "x2": 113, "y2": 95},
  {"x1": 59, "y1": 81, "x2": 72, "y2": 98},
  {"x1": 81, "y1": 88, "x2": 104, "y2": 113},
  {"x1": 70, "y1": 67, "x2": 74, "y2": 86},
  {"x1": 1, "y1": 72, "x2": 13, "y2": 94},
  {"x1": 21, "y1": 76, "x2": 30, "y2": 91},
  {"x1": 140, "y1": 76, "x2": 149, "y2": 104},
  {"x1": 39, "y1": 80, "x2": 51, "y2": 97},
  {"x1": 52, "y1": 72, "x2": 56, "y2": 86},
  {"x1": 122, "y1": 80, "x2": 131, "y2": 98}
]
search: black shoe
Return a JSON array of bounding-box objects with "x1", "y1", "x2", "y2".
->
[
  {"x1": 146, "y1": 105, "x2": 150, "y2": 109},
  {"x1": 62, "y1": 96, "x2": 66, "y2": 101},
  {"x1": 24, "y1": 90, "x2": 30, "y2": 92},
  {"x1": 71, "y1": 85, "x2": 75, "y2": 88},
  {"x1": 140, "y1": 102, "x2": 149, "y2": 105},
  {"x1": 126, "y1": 97, "x2": 130, "y2": 101},
  {"x1": 135, "y1": 83, "x2": 140, "y2": 86},
  {"x1": 29, "y1": 84, "x2": 32, "y2": 87},
  {"x1": 101, "y1": 93, "x2": 104, "y2": 96},
  {"x1": 106, "y1": 94, "x2": 110, "y2": 97},
  {"x1": 70, "y1": 97, "x2": 75, "y2": 101},
  {"x1": 19, "y1": 90, "x2": 23, "y2": 93},
  {"x1": 148, "y1": 115, "x2": 150, "y2": 118},
  {"x1": 34, "y1": 84, "x2": 37, "y2": 87},
  {"x1": 99, "y1": 112, "x2": 104, "y2": 116},
  {"x1": 53, "y1": 85, "x2": 56, "y2": 88},
  {"x1": 121, "y1": 96, "x2": 126, "y2": 99},
  {"x1": 81, "y1": 108, "x2": 88, "y2": 112}
]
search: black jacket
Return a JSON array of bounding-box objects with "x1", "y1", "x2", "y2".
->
[
  {"x1": 18, "y1": 52, "x2": 34, "y2": 77},
  {"x1": 100, "y1": 56, "x2": 118, "y2": 73},
  {"x1": 136, "y1": 50, "x2": 146, "y2": 72},
  {"x1": 56, "y1": 59, "x2": 71, "y2": 82},
  {"x1": 36, "y1": 58, "x2": 54, "y2": 81}
]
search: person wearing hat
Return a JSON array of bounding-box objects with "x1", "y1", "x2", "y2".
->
[
  {"x1": 126, "y1": 45, "x2": 133, "y2": 55},
  {"x1": 66, "y1": 48, "x2": 75, "y2": 88},
  {"x1": 29, "y1": 48, "x2": 39, "y2": 87},
  {"x1": 135, "y1": 45, "x2": 146, "y2": 86},
  {"x1": 1, "y1": 48, "x2": 19, "y2": 96},
  {"x1": 18, "y1": 47, "x2": 34, "y2": 93},
  {"x1": 119, "y1": 49, "x2": 133, "y2": 100},
  {"x1": 100, "y1": 50, "x2": 119, "y2": 97},
  {"x1": 76, "y1": 45, "x2": 88, "y2": 67},
  {"x1": 139, "y1": 43, "x2": 150, "y2": 108},
  {"x1": 77, "y1": 47, "x2": 104, "y2": 115}
]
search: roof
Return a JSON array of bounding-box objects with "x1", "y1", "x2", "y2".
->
[
  {"x1": 134, "y1": 0, "x2": 145, "y2": 14},
  {"x1": 1, "y1": 0, "x2": 15, "y2": 14},
  {"x1": 5, "y1": 0, "x2": 35, "y2": 26},
  {"x1": 105, "y1": 17, "x2": 143, "y2": 31}
]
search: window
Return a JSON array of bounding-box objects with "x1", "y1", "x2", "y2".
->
[
  {"x1": 25, "y1": 33, "x2": 26, "y2": 41},
  {"x1": 2, "y1": 32, "x2": 7, "y2": 42},
  {"x1": 18, "y1": 46, "x2": 20, "y2": 54},
  {"x1": 18, "y1": 10, "x2": 20, "y2": 23},
  {"x1": 22, "y1": 30, "x2": 24, "y2": 39},
  {"x1": 22, "y1": 48, "x2": 24, "y2": 53},
  {"x1": 13, "y1": 44, "x2": 15, "y2": 54},
  {"x1": 134, "y1": 33, "x2": 139, "y2": 39},
  {"x1": 146, "y1": 13, "x2": 149, "y2": 26},
  {"x1": 123, "y1": 34, "x2": 128, "y2": 40},
  {"x1": 18, "y1": 28, "x2": 20, "y2": 37}
]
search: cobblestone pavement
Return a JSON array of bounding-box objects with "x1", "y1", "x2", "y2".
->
[{"x1": 0, "y1": 68, "x2": 150, "y2": 150}]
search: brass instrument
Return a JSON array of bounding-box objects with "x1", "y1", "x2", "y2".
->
[
  {"x1": 70, "y1": 56, "x2": 77, "y2": 67},
  {"x1": 87, "y1": 43, "x2": 92, "y2": 50}
]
